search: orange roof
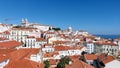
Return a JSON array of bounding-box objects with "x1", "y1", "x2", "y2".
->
[
  {"x1": 84, "y1": 54, "x2": 98, "y2": 60},
  {"x1": 54, "y1": 46, "x2": 71, "y2": 51},
  {"x1": 0, "y1": 24, "x2": 3, "y2": 26},
  {"x1": 0, "y1": 54, "x2": 8, "y2": 62},
  {"x1": 85, "y1": 35, "x2": 95, "y2": 39},
  {"x1": 4, "y1": 59, "x2": 44, "y2": 68},
  {"x1": 118, "y1": 51, "x2": 120, "y2": 55},
  {"x1": 68, "y1": 55, "x2": 81, "y2": 60},
  {"x1": 99, "y1": 54, "x2": 115, "y2": 64},
  {"x1": 68, "y1": 55, "x2": 81, "y2": 63},
  {"x1": 54, "y1": 45, "x2": 84, "y2": 51},
  {"x1": 117, "y1": 38, "x2": 120, "y2": 40},
  {"x1": 58, "y1": 34, "x2": 65, "y2": 37},
  {"x1": 36, "y1": 38, "x2": 46, "y2": 41},
  {"x1": 53, "y1": 51, "x2": 59, "y2": 55},
  {"x1": 95, "y1": 41, "x2": 117, "y2": 46},
  {"x1": 42, "y1": 44, "x2": 53, "y2": 48},
  {"x1": 49, "y1": 59, "x2": 57, "y2": 65},
  {"x1": 43, "y1": 52, "x2": 59, "y2": 58},
  {"x1": 103, "y1": 56, "x2": 115, "y2": 64},
  {"x1": 53, "y1": 40, "x2": 65, "y2": 44},
  {"x1": 46, "y1": 32, "x2": 55, "y2": 34},
  {"x1": 0, "y1": 40, "x2": 21, "y2": 49},
  {"x1": 53, "y1": 40, "x2": 70, "y2": 45},
  {"x1": 3, "y1": 30, "x2": 10, "y2": 34},
  {"x1": 25, "y1": 48, "x2": 40, "y2": 58},
  {"x1": 0, "y1": 49, "x2": 17, "y2": 54},
  {"x1": 27, "y1": 36, "x2": 35, "y2": 38},
  {"x1": 7, "y1": 48, "x2": 39, "y2": 61},
  {"x1": 43, "y1": 52, "x2": 53, "y2": 58},
  {"x1": 66, "y1": 60, "x2": 94, "y2": 68}
]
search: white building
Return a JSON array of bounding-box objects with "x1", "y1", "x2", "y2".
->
[
  {"x1": 78, "y1": 30, "x2": 89, "y2": 36},
  {"x1": 68, "y1": 26, "x2": 72, "y2": 32},
  {"x1": 42, "y1": 44, "x2": 54, "y2": 53},
  {"x1": 54, "y1": 46, "x2": 87, "y2": 59},
  {"x1": 84, "y1": 54, "x2": 98, "y2": 65},
  {"x1": 0, "y1": 24, "x2": 12, "y2": 33},
  {"x1": 21, "y1": 18, "x2": 29, "y2": 27},
  {"x1": 117, "y1": 38, "x2": 120, "y2": 50},
  {"x1": 25, "y1": 36, "x2": 36, "y2": 48},
  {"x1": 30, "y1": 54, "x2": 41, "y2": 63},
  {"x1": 86, "y1": 42, "x2": 94, "y2": 54},
  {"x1": 35, "y1": 38, "x2": 47, "y2": 48},
  {"x1": 94, "y1": 41, "x2": 119, "y2": 56},
  {"x1": 105, "y1": 60, "x2": 120, "y2": 68},
  {"x1": 43, "y1": 30, "x2": 56, "y2": 39},
  {"x1": 102, "y1": 44, "x2": 118, "y2": 56},
  {"x1": 0, "y1": 31, "x2": 10, "y2": 39},
  {"x1": 29, "y1": 24, "x2": 51, "y2": 31}
]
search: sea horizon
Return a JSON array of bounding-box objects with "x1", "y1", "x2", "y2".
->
[{"x1": 94, "y1": 34, "x2": 120, "y2": 39}]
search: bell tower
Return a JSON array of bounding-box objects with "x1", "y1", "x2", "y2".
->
[{"x1": 21, "y1": 18, "x2": 29, "y2": 27}]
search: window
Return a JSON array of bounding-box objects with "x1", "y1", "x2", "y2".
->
[{"x1": 107, "y1": 48, "x2": 108, "y2": 51}]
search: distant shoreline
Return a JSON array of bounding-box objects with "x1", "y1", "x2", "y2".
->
[{"x1": 94, "y1": 34, "x2": 120, "y2": 39}]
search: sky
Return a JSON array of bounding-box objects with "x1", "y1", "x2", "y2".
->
[{"x1": 0, "y1": 0, "x2": 120, "y2": 34}]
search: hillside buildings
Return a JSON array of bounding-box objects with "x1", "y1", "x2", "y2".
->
[{"x1": 0, "y1": 19, "x2": 120, "y2": 68}]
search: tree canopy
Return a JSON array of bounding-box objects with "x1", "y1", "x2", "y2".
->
[
  {"x1": 44, "y1": 60, "x2": 50, "y2": 68},
  {"x1": 52, "y1": 27, "x2": 61, "y2": 31},
  {"x1": 57, "y1": 56, "x2": 71, "y2": 68}
]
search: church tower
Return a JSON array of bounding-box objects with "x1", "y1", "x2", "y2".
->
[
  {"x1": 21, "y1": 18, "x2": 29, "y2": 27},
  {"x1": 68, "y1": 26, "x2": 72, "y2": 32}
]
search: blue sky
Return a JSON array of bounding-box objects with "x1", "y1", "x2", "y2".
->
[{"x1": 0, "y1": 0, "x2": 120, "y2": 34}]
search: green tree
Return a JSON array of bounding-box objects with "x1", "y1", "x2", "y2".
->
[
  {"x1": 52, "y1": 27, "x2": 61, "y2": 31},
  {"x1": 13, "y1": 25, "x2": 21, "y2": 28},
  {"x1": 57, "y1": 56, "x2": 71, "y2": 68},
  {"x1": 57, "y1": 61, "x2": 65, "y2": 68},
  {"x1": 44, "y1": 60, "x2": 50, "y2": 68}
]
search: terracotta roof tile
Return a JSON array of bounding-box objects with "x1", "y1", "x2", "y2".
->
[
  {"x1": 0, "y1": 40, "x2": 21, "y2": 49},
  {"x1": 3, "y1": 30, "x2": 10, "y2": 34},
  {"x1": 49, "y1": 59, "x2": 57, "y2": 65},
  {"x1": 118, "y1": 51, "x2": 120, "y2": 55},
  {"x1": 36, "y1": 38, "x2": 46, "y2": 41},
  {"x1": 0, "y1": 54, "x2": 8, "y2": 62},
  {"x1": 117, "y1": 38, "x2": 120, "y2": 40},
  {"x1": 84, "y1": 54, "x2": 98, "y2": 60},
  {"x1": 95, "y1": 41, "x2": 117, "y2": 46},
  {"x1": 66, "y1": 60, "x2": 94, "y2": 68},
  {"x1": 99, "y1": 55, "x2": 115, "y2": 64},
  {"x1": 42, "y1": 44, "x2": 53, "y2": 48},
  {"x1": 0, "y1": 49, "x2": 17, "y2": 54},
  {"x1": 4, "y1": 59, "x2": 44, "y2": 68},
  {"x1": 43, "y1": 52, "x2": 59, "y2": 58},
  {"x1": 27, "y1": 36, "x2": 35, "y2": 38},
  {"x1": 54, "y1": 46, "x2": 70, "y2": 51},
  {"x1": 43, "y1": 52, "x2": 53, "y2": 58},
  {"x1": 85, "y1": 35, "x2": 95, "y2": 39},
  {"x1": 68, "y1": 55, "x2": 81, "y2": 60},
  {"x1": 7, "y1": 48, "x2": 39, "y2": 61}
]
